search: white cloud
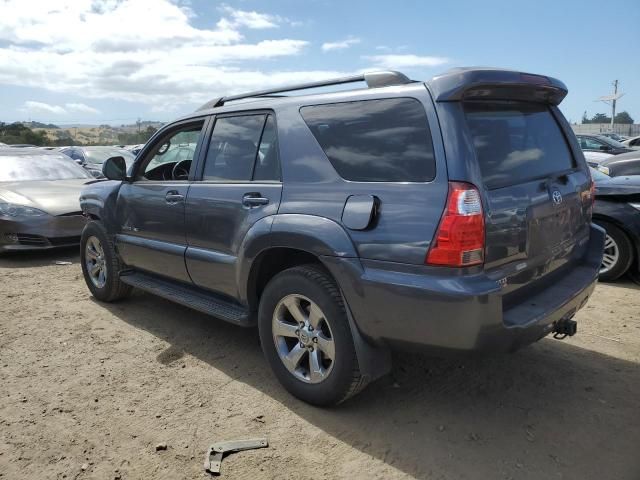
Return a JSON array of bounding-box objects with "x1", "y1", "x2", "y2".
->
[
  {"x1": 219, "y1": 5, "x2": 280, "y2": 29},
  {"x1": 364, "y1": 54, "x2": 449, "y2": 69},
  {"x1": 22, "y1": 101, "x2": 67, "y2": 115},
  {"x1": 21, "y1": 101, "x2": 100, "y2": 116},
  {"x1": 0, "y1": 0, "x2": 315, "y2": 109},
  {"x1": 66, "y1": 103, "x2": 100, "y2": 114},
  {"x1": 321, "y1": 37, "x2": 361, "y2": 52}
]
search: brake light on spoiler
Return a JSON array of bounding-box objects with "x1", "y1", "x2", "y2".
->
[{"x1": 426, "y1": 182, "x2": 485, "y2": 267}]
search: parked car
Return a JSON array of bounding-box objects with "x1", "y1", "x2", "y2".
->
[
  {"x1": 79, "y1": 68, "x2": 604, "y2": 405},
  {"x1": 590, "y1": 168, "x2": 640, "y2": 281},
  {"x1": 60, "y1": 146, "x2": 135, "y2": 178},
  {"x1": 600, "y1": 132, "x2": 628, "y2": 143},
  {"x1": 621, "y1": 135, "x2": 640, "y2": 150},
  {"x1": 124, "y1": 144, "x2": 145, "y2": 156},
  {"x1": 583, "y1": 150, "x2": 613, "y2": 167},
  {"x1": 576, "y1": 134, "x2": 634, "y2": 155},
  {"x1": 0, "y1": 148, "x2": 92, "y2": 252},
  {"x1": 596, "y1": 150, "x2": 640, "y2": 177}
]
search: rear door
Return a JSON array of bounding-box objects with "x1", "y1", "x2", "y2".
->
[
  {"x1": 462, "y1": 101, "x2": 592, "y2": 277},
  {"x1": 184, "y1": 112, "x2": 282, "y2": 298}
]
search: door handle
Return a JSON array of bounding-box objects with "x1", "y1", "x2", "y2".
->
[
  {"x1": 165, "y1": 191, "x2": 184, "y2": 204},
  {"x1": 242, "y1": 193, "x2": 269, "y2": 208}
]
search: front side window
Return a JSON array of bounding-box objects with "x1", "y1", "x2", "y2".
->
[
  {"x1": 139, "y1": 122, "x2": 204, "y2": 180},
  {"x1": 300, "y1": 98, "x2": 436, "y2": 182},
  {"x1": 203, "y1": 114, "x2": 279, "y2": 182}
]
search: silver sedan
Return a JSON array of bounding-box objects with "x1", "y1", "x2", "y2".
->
[{"x1": 0, "y1": 148, "x2": 93, "y2": 252}]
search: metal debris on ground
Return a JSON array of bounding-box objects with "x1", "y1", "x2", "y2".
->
[
  {"x1": 204, "y1": 438, "x2": 268, "y2": 475},
  {"x1": 54, "y1": 261, "x2": 73, "y2": 265}
]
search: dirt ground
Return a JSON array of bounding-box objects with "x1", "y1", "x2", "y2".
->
[{"x1": 1, "y1": 248, "x2": 639, "y2": 480}]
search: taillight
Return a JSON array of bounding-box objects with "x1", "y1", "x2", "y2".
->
[{"x1": 426, "y1": 182, "x2": 485, "y2": 267}]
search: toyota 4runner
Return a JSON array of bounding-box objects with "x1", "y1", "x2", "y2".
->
[{"x1": 79, "y1": 68, "x2": 605, "y2": 406}]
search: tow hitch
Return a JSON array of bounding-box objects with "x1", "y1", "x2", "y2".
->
[{"x1": 552, "y1": 317, "x2": 577, "y2": 339}]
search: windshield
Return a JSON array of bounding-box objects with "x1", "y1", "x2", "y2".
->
[
  {"x1": 589, "y1": 167, "x2": 610, "y2": 181},
  {"x1": 597, "y1": 136, "x2": 627, "y2": 149},
  {"x1": 464, "y1": 101, "x2": 575, "y2": 189},
  {"x1": 0, "y1": 153, "x2": 93, "y2": 182},
  {"x1": 84, "y1": 148, "x2": 135, "y2": 165}
]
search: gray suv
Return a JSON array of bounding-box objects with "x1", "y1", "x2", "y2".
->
[{"x1": 79, "y1": 68, "x2": 604, "y2": 405}]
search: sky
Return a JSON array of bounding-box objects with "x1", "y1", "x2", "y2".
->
[{"x1": 0, "y1": 0, "x2": 638, "y2": 126}]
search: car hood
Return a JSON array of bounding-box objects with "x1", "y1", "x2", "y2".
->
[
  {"x1": 595, "y1": 175, "x2": 640, "y2": 196},
  {"x1": 0, "y1": 178, "x2": 90, "y2": 215}
]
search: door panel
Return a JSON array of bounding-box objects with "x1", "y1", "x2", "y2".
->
[
  {"x1": 116, "y1": 182, "x2": 191, "y2": 282},
  {"x1": 184, "y1": 183, "x2": 282, "y2": 296},
  {"x1": 184, "y1": 112, "x2": 282, "y2": 297},
  {"x1": 114, "y1": 117, "x2": 208, "y2": 282}
]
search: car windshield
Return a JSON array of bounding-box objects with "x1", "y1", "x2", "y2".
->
[
  {"x1": 0, "y1": 152, "x2": 93, "y2": 182},
  {"x1": 84, "y1": 148, "x2": 135, "y2": 165},
  {"x1": 589, "y1": 167, "x2": 610, "y2": 181},
  {"x1": 596, "y1": 136, "x2": 627, "y2": 149}
]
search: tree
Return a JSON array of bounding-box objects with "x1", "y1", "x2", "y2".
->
[
  {"x1": 581, "y1": 111, "x2": 589, "y2": 124},
  {"x1": 590, "y1": 113, "x2": 611, "y2": 124},
  {"x1": 614, "y1": 111, "x2": 634, "y2": 124}
]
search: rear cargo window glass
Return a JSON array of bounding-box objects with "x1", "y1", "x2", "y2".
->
[
  {"x1": 300, "y1": 98, "x2": 435, "y2": 182},
  {"x1": 463, "y1": 102, "x2": 575, "y2": 189}
]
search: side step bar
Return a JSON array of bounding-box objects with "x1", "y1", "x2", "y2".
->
[{"x1": 120, "y1": 271, "x2": 251, "y2": 327}]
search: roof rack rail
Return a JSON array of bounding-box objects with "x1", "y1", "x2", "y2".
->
[{"x1": 195, "y1": 70, "x2": 413, "y2": 111}]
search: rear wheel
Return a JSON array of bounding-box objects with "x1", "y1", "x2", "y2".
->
[
  {"x1": 258, "y1": 265, "x2": 365, "y2": 406},
  {"x1": 80, "y1": 221, "x2": 132, "y2": 302},
  {"x1": 595, "y1": 221, "x2": 634, "y2": 281}
]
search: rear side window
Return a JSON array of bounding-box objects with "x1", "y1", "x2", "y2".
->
[
  {"x1": 300, "y1": 98, "x2": 435, "y2": 182},
  {"x1": 464, "y1": 102, "x2": 575, "y2": 189},
  {"x1": 203, "y1": 115, "x2": 266, "y2": 181}
]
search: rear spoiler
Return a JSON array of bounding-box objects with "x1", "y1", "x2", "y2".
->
[{"x1": 426, "y1": 67, "x2": 568, "y2": 105}]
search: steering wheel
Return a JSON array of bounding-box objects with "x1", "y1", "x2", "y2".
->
[{"x1": 172, "y1": 159, "x2": 192, "y2": 180}]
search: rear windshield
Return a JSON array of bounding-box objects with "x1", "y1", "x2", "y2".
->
[
  {"x1": 300, "y1": 98, "x2": 436, "y2": 182},
  {"x1": 463, "y1": 102, "x2": 575, "y2": 189}
]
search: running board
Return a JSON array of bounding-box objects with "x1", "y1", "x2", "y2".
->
[{"x1": 119, "y1": 271, "x2": 251, "y2": 327}]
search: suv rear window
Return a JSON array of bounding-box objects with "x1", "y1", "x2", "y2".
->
[
  {"x1": 300, "y1": 98, "x2": 435, "y2": 182},
  {"x1": 463, "y1": 102, "x2": 575, "y2": 189}
]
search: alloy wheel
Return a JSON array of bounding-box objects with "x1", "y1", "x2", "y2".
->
[
  {"x1": 272, "y1": 294, "x2": 335, "y2": 384},
  {"x1": 600, "y1": 233, "x2": 620, "y2": 275},
  {"x1": 85, "y1": 235, "x2": 107, "y2": 288}
]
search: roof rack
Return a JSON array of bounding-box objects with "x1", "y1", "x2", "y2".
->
[{"x1": 196, "y1": 70, "x2": 413, "y2": 111}]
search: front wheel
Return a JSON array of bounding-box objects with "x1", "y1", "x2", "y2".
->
[
  {"x1": 258, "y1": 265, "x2": 366, "y2": 406},
  {"x1": 595, "y1": 221, "x2": 634, "y2": 282},
  {"x1": 80, "y1": 221, "x2": 132, "y2": 302}
]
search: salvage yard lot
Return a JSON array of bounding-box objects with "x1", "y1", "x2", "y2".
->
[{"x1": 1, "y1": 249, "x2": 639, "y2": 480}]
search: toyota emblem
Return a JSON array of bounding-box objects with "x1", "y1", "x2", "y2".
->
[{"x1": 552, "y1": 190, "x2": 563, "y2": 205}]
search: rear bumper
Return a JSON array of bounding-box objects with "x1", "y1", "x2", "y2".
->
[
  {"x1": 0, "y1": 215, "x2": 85, "y2": 253},
  {"x1": 323, "y1": 224, "x2": 604, "y2": 353}
]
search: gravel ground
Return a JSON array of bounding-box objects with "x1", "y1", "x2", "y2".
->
[{"x1": 1, "y1": 247, "x2": 639, "y2": 480}]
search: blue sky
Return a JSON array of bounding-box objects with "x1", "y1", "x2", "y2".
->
[{"x1": 0, "y1": 0, "x2": 638, "y2": 126}]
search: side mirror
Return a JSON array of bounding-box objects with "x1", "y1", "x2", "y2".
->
[
  {"x1": 599, "y1": 145, "x2": 611, "y2": 151},
  {"x1": 102, "y1": 156, "x2": 127, "y2": 181}
]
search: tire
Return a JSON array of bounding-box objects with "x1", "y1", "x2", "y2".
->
[
  {"x1": 258, "y1": 264, "x2": 365, "y2": 406},
  {"x1": 80, "y1": 221, "x2": 132, "y2": 302},
  {"x1": 595, "y1": 220, "x2": 634, "y2": 282}
]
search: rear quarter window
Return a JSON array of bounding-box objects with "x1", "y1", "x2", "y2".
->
[
  {"x1": 300, "y1": 98, "x2": 436, "y2": 182},
  {"x1": 464, "y1": 102, "x2": 575, "y2": 189}
]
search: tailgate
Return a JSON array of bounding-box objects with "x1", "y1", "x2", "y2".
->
[{"x1": 462, "y1": 101, "x2": 592, "y2": 276}]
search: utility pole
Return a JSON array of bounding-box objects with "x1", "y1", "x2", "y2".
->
[
  {"x1": 610, "y1": 80, "x2": 618, "y2": 127},
  {"x1": 136, "y1": 117, "x2": 141, "y2": 143},
  {"x1": 596, "y1": 81, "x2": 624, "y2": 130}
]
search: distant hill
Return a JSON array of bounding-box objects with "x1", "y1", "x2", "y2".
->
[
  {"x1": 21, "y1": 121, "x2": 60, "y2": 129},
  {"x1": 1, "y1": 120, "x2": 163, "y2": 146}
]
